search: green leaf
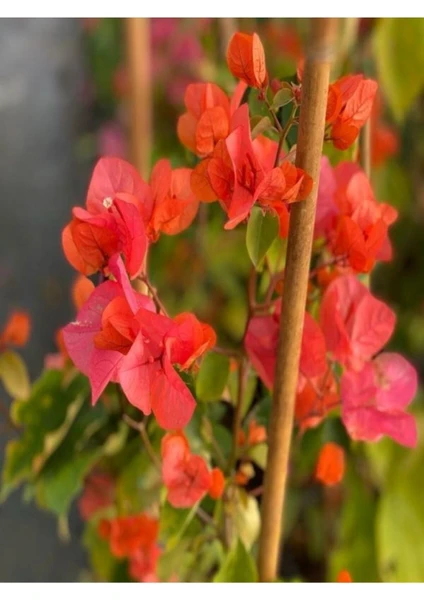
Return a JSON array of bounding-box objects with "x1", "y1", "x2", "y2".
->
[
  {"x1": 213, "y1": 539, "x2": 258, "y2": 582},
  {"x1": 272, "y1": 87, "x2": 293, "y2": 110},
  {"x1": 251, "y1": 116, "x2": 272, "y2": 139},
  {"x1": 329, "y1": 462, "x2": 379, "y2": 582},
  {"x1": 247, "y1": 442, "x2": 268, "y2": 470},
  {"x1": 246, "y1": 207, "x2": 279, "y2": 270},
  {"x1": 0, "y1": 350, "x2": 30, "y2": 399},
  {"x1": 33, "y1": 397, "x2": 108, "y2": 515},
  {"x1": 373, "y1": 18, "x2": 424, "y2": 121},
  {"x1": 372, "y1": 414, "x2": 424, "y2": 581},
  {"x1": 1, "y1": 370, "x2": 88, "y2": 499},
  {"x1": 196, "y1": 353, "x2": 230, "y2": 402}
]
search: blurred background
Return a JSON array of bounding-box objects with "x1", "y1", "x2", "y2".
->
[{"x1": 0, "y1": 17, "x2": 423, "y2": 582}]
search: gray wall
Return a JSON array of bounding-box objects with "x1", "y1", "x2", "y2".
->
[{"x1": 0, "y1": 18, "x2": 89, "y2": 581}]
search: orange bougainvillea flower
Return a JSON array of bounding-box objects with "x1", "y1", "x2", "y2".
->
[
  {"x1": 209, "y1": 468, "x2": 225, "y2": 499},
  {"x1": 336, "y1": 569, "x2": 353, "y2": 582},
  {"x1": 161, "y1": 431, "x2": 224, "y2": 508},
  {"x1": 315, "y1": 158, "x2": 398, "y2": 273},
  {"x1": 148, "y1": 159, "x2": 199, "y2": 240},
  {"x1": 72, "y1": 275, "x2": 95, "y2": 311},
  {"x1": 326, "y1": 74, "x2": 378, "y2": 150},
  {"x1": 100, "y1": 513, "x2": 159, "y2": 558},
  {"x1": 238, "y1": 419, "x2": 267, "y2": 447},
  {"x1": 227, "y1": 32, "x2": 268, "y2": 89},
  {"x1": 0, "y1": 311, "x2": 31, "y2": 349},
  {"x1": 295, "y1": 370, "x2": 339, "y2": 432},
  {"x1": 315, "y1": 442, "x2": 345, "y2": 486}
]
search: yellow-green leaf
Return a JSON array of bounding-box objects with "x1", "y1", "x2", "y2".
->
[
  {"x1": 373, "y1": 18, "x2": 424, "y2": 121},
  {"x1": 0, "y1": 350, "x2": 30, "y2": 399}
]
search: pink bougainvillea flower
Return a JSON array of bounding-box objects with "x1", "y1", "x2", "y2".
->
[
  {"x1": 78, "y1": 470, "x2": 115, "y2": 521},
  {"x1": 161, "y1": 432, "x2": 224, "y2": 508},
  {"x1": 245, "y1": 300, "x2": 327, "y2": 390},
  {"x1": 62, "y1": 157, "x2": 152, "y2": 279},
  {"x1": 341, "y1": 352, "x2": 417, "y2": 447},
  {"x1": 320, "y1": 275, "x2": 395, "y2": 371},
  {"x1": 62, "y1": 255, "x2": 214, "y2": 429},
  {"x1": 315, "y1": 442, "x2": 345, "y2": 486},
  {"x1": 148, "y1": 159, "x2": 200, "y2": 240}
]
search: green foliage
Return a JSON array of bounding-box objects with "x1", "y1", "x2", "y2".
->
[
  {"x1": 196, "y1": 353, "x2": 230, "y2": 402},
  {"x1": 0, "y1": 350, "x2": 30, "y2": 399},
  {"x1": 374, "y1": 18, "x2": 424, "y2": 121},
  {"x1": 246, "y1": 207, "x2": 279, "y2": 270},
  {"x1": 213, "y1": 539, "x2": 258, "y2": 582}
]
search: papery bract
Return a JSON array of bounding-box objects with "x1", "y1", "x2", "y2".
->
[
  {"x1": 101, "y1": 514, "x2": 159, "y2": 559},
  {"x1": 0, "y1": 311, "x2": 31, "y2": 348},
  {"x1": 78, "y1": 470, "x2": 115, "y2": 520},
  {"x1": 315, "y1": 442, "x2": 345, "y2": 486},
  {"x1": 245, "y1": 301, "x2": 327, "y2": 390},
  {"x1": 62, "y1": 255, "x2": 211, "y2": 429},
  {"x1": 161, "y1": 432, "x2": 212, "y2": 508},
  {"x1": 149, "y1": 159, "x2": 200, "y2": 239},
  {"x1": 320, "y1": 275, "x2": 395, "y2": 370},
  {"x1": 341, "y1": 352, "x2": 417, "y2": 447},
  {"x1": 227, "y1": 32, "x2": 267, "y2": 89},
  {"x1": 62, "y1": 157, "x2": 151, "y2": 279}
]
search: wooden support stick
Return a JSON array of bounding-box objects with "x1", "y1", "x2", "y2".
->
[
  {"x1": 257, "y1": 18, "x2": 338, "y2": 583},
  {"x1": 125, "y1": 18, "x2": 152, "y2": 179}
]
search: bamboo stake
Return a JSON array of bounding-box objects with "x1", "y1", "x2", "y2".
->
[
  {"x1": 257, "y1": 18, "x2": 338, "y2": 583},
  {"x1": 125, "y1": 18, "x2": 152, "y2": 179}
]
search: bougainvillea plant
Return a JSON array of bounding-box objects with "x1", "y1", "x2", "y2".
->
[{"x1": 0, "y1": 26, "x2": 418, "y2": 583}]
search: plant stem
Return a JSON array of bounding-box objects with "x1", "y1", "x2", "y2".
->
[
  {"x1": 257, "y1": 18, "x2": 338, "y2": 583},
  {"x1": 360, "y1": 119, "x2": 371, "y2": 179},
  {"x1": 123, "y1": 414, "x2": 162, "y2": 471}
]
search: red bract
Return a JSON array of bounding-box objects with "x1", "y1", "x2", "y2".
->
[
  {"x1": 203, "y1": 104, "x2": 311, "y2": 229},
  {"x1": 78, "y1": 470, "x2": 115, "y2": 520},
  {"x1": 227, "y1": 32, "x2": 268, "y2": 89},
  {"x1": 161, "y1": 432, "x2": 224, "y2": 508},
  {"x1": 316, "y1": 157, "x2": 397, "y2": 273},
  {"x1": 370, "y1": 92, "x2": 399, "y2": 167},
  {"x1": 0, "y1": 311, "x2": 31, "y2": 349},
  {"x1": 62, "y1": 157, "x2": 151, "y2": 279},
  {"x1": 341, "y1": 352, "x2": 417, "y2": 448},
  {"x1": 129, "y1": 545, "x2": 161, "y2": 583},
  {"x1": 177, "y1": 81, "x2": 246, "y2": 157},
  {"x1": 245, "y1": 301, "x2": 327, "y2": 390},
  {"x1": 148, "y1": 159, "x2": 200, "y2": 240},
  {"x1": 337, "y1": 570, "x2": 353, "y2": 583},
  {"x1": 295, "y1": 370, "x2": 339, "y2": 432},
  {"x1": 315, "y1": 442, "x2": 345, "y2": 486},
  {"x1": 320, "y1": 275, "x2": 395, "y2": 371},
  {"x1": 62, "y1": 255, "x2": 215, "y2": 429},
  {"x1": 100, "y1": 513, "x2": 159, "y2": 559},
  {"x1": 326, "y1": 75, "x2": 378, "y2": 150}
]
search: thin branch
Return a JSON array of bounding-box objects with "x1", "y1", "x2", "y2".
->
[
  {"x1": 137, "y1": 275, "x2": 168, "y2": 316},
  {"x1": 123, "y1": 414, "x2": 161, "y2": 471},
  {"x1": 257, "y1": 19, "x2": 338, "y2": 583}
]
